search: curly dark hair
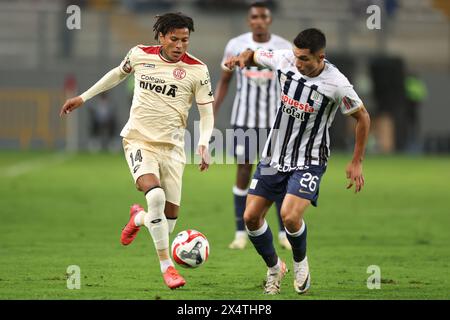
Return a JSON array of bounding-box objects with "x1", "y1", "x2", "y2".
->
[{"x1": 153, "y1": 13, "x2": 195, "y2": 41}]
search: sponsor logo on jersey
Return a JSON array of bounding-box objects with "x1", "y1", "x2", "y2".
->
[
  {"x1": 200, "y1": 71, "x2": 211, "y2": 86},
  {"x1": 244, "y1": 70, "x2": 274, "y2": 79},
  {"x1": 139, "y1": 81, "x2": 178, "y2": 97},
  {"x1": 258, "y1": 50, "x2": 274, "y2": 58},
  {"x1": 342, "y1": 96, "x2": 358, "y2": 110},
  {"x1": 282, "y1": 105, "x2": 307, "y2": 121},
  {"x1": 142, "y1": 63, "x2": 155, "y2": 68},
  {"x1": 281, "y1": 94, "x2": 315, "y2": 113},
  {"x1": 173, "y1": 67, "x2": 186, "y2": 80},
  {"x1": 140, "y1": 75, "x2": 165, "y2": 83}
]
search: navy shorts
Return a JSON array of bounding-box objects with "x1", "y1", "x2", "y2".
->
[
  {"x1": 230, "y1": 126, "x2": 269, "y2": 163},
  {"x1": 248, "y1": 163, "x2": 327, "y2": 207}
]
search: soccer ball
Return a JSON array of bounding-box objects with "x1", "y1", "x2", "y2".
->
[{"x1": 171, "y1": 229, "x2": 209, "y2": 268}]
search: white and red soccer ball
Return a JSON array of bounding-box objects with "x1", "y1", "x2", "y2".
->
[{"x1": 171, "y1": 229, "x2": 209, "y2": 268}]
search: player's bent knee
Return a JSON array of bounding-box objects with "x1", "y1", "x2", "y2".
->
[
  {"x1": 136, "y1": 174, "x2": 160, "y2": 193},
  {"x1": 145, "y1": 187, "x2": 166, "y2": 209},
  {"x1": 243, "y1": 210, "x2": 262, "y2": 229},
  {"x1": 282, "y1": 214, "x2": 300, "y2": 230}
]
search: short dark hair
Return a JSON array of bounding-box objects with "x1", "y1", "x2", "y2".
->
[
  {"x1": 153, "y1": 13, "x2": 194, "y2": 41},
  {"x1": 293, "y1": 28, "x2": 326, "y2": 54},
  {"x1": 249, "y1": 1, "x2": 270, "y2": 10}
]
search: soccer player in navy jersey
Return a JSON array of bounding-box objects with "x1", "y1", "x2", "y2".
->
[{"x1": 224, "y1": 28, "x2": 370, "y2": 294}]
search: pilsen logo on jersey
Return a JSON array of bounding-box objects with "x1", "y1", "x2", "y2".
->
[
  {"x1": 139, "y1": 81, "x2": 178, "y2": 97},
  {"x1": 173, "y1": 67, "x2": 186, "y2": 80}
]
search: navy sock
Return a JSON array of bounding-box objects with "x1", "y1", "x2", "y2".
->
[
  {"x1": 247, "y1": 222, "x2": 278, "y2": 267},
  {"x1": 286, "y1": 222, "x2": 307, "y2": 262},
  {"x1": 233, "y1": 187, "x2": 247, "y2": 231},
  {"x1": 274, "y1": 199, "x2": 285, "y2": 232}
]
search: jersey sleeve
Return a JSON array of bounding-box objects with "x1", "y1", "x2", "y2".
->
[
  {"x1": 195, "y1": 65, "x2": 214, "y2": 105},
  {"x1": 220, "y1": 40, "x2": 235, "y2": 71},
  {"x1": 253, "y1": 49, "x2": 285, "y2": 70},
  {"x1": 335, "y1": 77, "x2": 363, "y2": 115},
  {"x1": 118, "y1": 46, "x2": 137, "y2": 75}
]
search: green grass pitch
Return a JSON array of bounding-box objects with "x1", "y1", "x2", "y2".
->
[{"x1": 0, "y1": 151, "x2": 449, "y2": 299}]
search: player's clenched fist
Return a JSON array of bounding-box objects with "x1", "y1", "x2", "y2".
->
[
  {"x1": 59, "y1": 96, "x2": 84, "y2": 116},
  {"x1": 223, "y1": 49, "x2": 254, "y2": 71}
]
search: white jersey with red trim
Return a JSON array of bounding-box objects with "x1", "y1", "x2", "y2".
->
[{"x1": 119, "y1": 45, "x2": 214, "y2": 161}]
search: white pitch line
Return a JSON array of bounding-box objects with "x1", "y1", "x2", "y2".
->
[{"x1": 0, "y1": 153, "x2": 72, "y2": 178}]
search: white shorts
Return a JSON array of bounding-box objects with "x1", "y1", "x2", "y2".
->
[{"x1": 122, "y1": 138, "x2": 185, "y2": 206}]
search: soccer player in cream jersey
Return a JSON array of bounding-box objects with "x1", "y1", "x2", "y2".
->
[
  {"x1": 214, "y1": 2, "x2": 292, "y2": 250},
  {"x1": 60, "y1": 13, "x2": 214, "y2": 290},
  {"x1": 225, "y1": 28, "x2": 371, "y2": 294}
]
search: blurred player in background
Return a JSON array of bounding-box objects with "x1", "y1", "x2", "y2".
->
[
  {"x1": 60, "y1": 13, "x2": 214, "y2": 290},
  {"x1": 214, "y1": 2, "x2": 292, "y2": 250},
  {"x1": 225, "y1": 28, "x2": 370, "y2": 294}
]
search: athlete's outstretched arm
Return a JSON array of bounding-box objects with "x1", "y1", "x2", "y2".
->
[
  {"x1": 60, "y1": 66, "x2": 129, "y2": 116},
  {"x1": 197, "y1": 102, "x2": 214, "y2": 172},
  {"x1": 346, "y1": 105, "x2": 371, "y2": 193},
  {"x1": 223, "y1": 49, "x2": 258, "y2": 70},
  {"x1": 213, "y1": 71, "x2": 233, "y2": 117}
]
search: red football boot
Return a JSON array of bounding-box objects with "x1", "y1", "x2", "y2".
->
[
  {"x1": 120, "y1": 204, "x2": 144, "y2": 246},
  {"x1": 163, "y1": 266, "x2": 186, "y2": 289}
]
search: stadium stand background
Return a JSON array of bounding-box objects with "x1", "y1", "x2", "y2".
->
[{"x1": 0, "y1": 0, "x2": 448, "y2": 154}]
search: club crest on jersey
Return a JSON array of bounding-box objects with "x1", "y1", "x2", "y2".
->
[
  {"x1": 310, "y1": 90, "x2": 322, "y2": 103},
  {"x1": 173, "y1": 67, "x2": 186, "y2": 80}
]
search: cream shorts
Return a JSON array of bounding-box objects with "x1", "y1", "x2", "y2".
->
[{"x1": 122, "y1": 138, "x2": 185, "y2": 206}]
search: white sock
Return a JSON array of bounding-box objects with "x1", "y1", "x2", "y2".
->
[
  {"x1": 144, "y1": 188, "x2": 169, "y2": 250},
  {"x1": 167, "y1": 217, "x2": 177, "y2": 234},
  {"x1": 278, "y1": 230, "x2": 287, "y2": 239},
  {"x1": 294, "y1": 256, "x2": 307, "y2": 269},
  {"x1": 269, "y1": 258, "x2": 281, "y2": 274},
  {"x1": 134, "y1": 211, "x2": 146, "y2": 227},
  {"x1": 235, "y1": 230, "x2": 247, "y2": 238},
  {"x1": 246, "y1": 220, "x2": 268, "y2": 237},
  {"x1": 160, "y1": 259, "x2": 174, "y2": 273}
]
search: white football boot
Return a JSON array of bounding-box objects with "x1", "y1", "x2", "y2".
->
[
  {"x1": 293, "y1": 256, "x2": 310, "y2": 294},
  {"x1": 264, "y1": 260, "x2": 288, "y2": 295},
  {"x1": 228, "y1": 232, "x2": 247, "y2": 249},
  {"x1": 278, "y1": 232, "x2": 292, "y2": 250}
]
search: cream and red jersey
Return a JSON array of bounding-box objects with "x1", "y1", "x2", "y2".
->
[{"x1": 119, "y1": 45, "x2": 214, "y2": 161}]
